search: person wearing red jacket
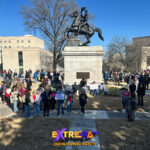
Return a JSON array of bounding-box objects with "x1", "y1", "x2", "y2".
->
[
  {"x1": 19, "y1": 86, "x2": 27, "y2": 111},
  {"x1": 5, "y1": 87, "x2": 11, "y2": 105}
]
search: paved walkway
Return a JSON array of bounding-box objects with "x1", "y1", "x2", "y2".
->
[
  {"x1": 0, "y1": 103, "x2": 13, "y2": 117},
  {"x1": 146, "y1": 90, "x2": 150, "y2": 96},
  {"x1": 0, "y1": 103, "x2": 149, "y2": 120},
  {"x1": 65, "y1": 119, "x2": 101, "y2": 150}
]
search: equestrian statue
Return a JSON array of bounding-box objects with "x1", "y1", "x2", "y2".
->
[{"x1": 65, "y1": 7, "x2": 104, "y2": 46}]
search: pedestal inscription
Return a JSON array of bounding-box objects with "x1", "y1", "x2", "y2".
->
[{"x1": 76, "y1": 72, "x2": 90, "y2": 79}]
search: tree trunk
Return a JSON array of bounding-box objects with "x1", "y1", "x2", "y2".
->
[{"x1": 53, "y1": 38, "x2": 57, "y2": 71}]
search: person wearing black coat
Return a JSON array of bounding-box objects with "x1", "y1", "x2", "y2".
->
[
  {"x1": 26, "y1": 78, "x2": 32, "y2": 90},
  {"x1": 137, "y1": 83, "x2": 145, "y2": 106},
  {"x1": 24, "y1": 89, "x2": 31, "y2": 118},
  {"x1": 41, "y1": 85, "x2": 51, "y2": 117},
  {"x1": 79, "y1": 89, "x2": 87, "y2": 114},
  {"x1": 129, "y1": 81, "x2": 136, "y2": 99}
]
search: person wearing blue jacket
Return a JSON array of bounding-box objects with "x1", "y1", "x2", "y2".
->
[{"x1": 33, "y1": 71, "x2": 38, "y2": 83}]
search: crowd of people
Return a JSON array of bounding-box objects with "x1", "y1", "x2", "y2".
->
[
  {"x1": 103, "y1": 70, "x2": 150, "y2": 89},
  {"x1": 0, "y1": 69, "x2": 88, "y2": 118},
  {"x1": 119, "y1": 72, "x2": 149, "y2": 121},
  {"x1": 0, "y1": 69, "x2": 150, "y2": 121}
]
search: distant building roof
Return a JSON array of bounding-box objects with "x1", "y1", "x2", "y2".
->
[{"x1": 133, "y1": 36, "x2": 150, "y2": 39}]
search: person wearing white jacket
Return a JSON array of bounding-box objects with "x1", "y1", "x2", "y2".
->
[{"x1": 11, "y1": 87, "x2": 18, "y2": 113}]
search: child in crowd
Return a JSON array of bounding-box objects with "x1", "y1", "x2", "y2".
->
[
  {"x1": 66, "y1": 90, "x2": 73, "y2": 113},
  {"x1": 79, "y1": 89, "x2": 87, "y2": 115}
]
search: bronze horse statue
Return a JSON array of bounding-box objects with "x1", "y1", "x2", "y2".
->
[{"x1": 65, "y1": 10, "x2": 104, "y2": 46}]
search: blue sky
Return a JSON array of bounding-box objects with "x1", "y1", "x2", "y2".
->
[{"x1": 0, "y1": 0, "x2": 150, "y2": 49}]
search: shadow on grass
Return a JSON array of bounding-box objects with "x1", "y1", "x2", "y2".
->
[
  {"x1": 0, "y1": 117, "x2": 70, "y2": 150},
  {"x1": 96, "y1": 119, "x2": 150, "y2": 150},
  {"x1": 72, "y1": 94, "x2": 150, "y2": 112}
]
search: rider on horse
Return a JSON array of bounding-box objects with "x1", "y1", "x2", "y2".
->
[
  {"x1": 66, "y1": 7, "x2": 104, "y2": 45},
  {"x1": 79, "y1": 7, "x2": 89, "y2": 33}
]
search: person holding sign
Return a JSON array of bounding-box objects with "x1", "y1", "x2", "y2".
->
[
  {"x1": 55, "y1": 86, "x2": 65, "y2": 116},
  {"x1": 90, "y1": 81, "x2": 99, "y2": 96}
]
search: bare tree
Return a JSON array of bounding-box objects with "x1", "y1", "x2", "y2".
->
[
  {"x1": 20, "y1": 0, "x2": 78, "y2": 71},
  {"x1": 104, "y1": 36, "x2": 131, "y2": 71}
]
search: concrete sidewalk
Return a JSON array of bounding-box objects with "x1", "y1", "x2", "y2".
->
[
  {"x1": 1, "y1": 103, "x2": 150, "y2": 120},
  {"x1": 65, "y1": 119, "x2": 101, "y2": 150},
  {"x1": 3, "y1": 109, "x2": 150, "y2": 120}
]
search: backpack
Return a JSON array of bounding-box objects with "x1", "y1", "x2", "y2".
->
[
  {"x1": 68, "y1": 94, "x2": 72, "y2": 102},
  {"x1": 5, "y1": 88, "x2": 11, "y2": 97},
  {"x1": 51, "y1": 93, "x2": 55, "y2": 99}
]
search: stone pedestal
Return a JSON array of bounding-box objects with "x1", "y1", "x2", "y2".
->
[{"x1": 62, "y1": 41, "x2": 105, "y2": 85}]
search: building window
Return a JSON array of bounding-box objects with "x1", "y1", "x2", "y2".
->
[
  {"x1": 18, "y1": 51, "x2": 23, "y2": 66},
  {"x1": 8, "y1": 40, "x2": 11, "y2": 43},
  {"x1": 9, "y1": 46, "x2": 11, "y2": 48},
  {"x1": 0, "y1": 41, "x2": 2, "y2": 43},
  {"x1": 4, "y1": 46, "x2": 7, "y2": 48},
  {"x1": 21, "y1": 40, "x2": 24, "y2": 43},
  {"x1": 17, "y1": 40, "x2": 19, "y2": 43},
  {"x1": 4, "y1": 41, "x2": 6, "y2": 43},
  {"x1": 28, "y1": 40, "x2": 30, "y2": 43}
]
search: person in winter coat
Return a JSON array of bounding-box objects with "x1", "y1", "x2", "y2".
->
[
  {"x1": 129, "y1": 81, "x2": 136, "y2": 99},
  {"x1": 49, "y1": 89, "x2": 56, "y2": 113},
  {"x1": 24, "y1": 89, "x2": 31, "y2": 119},
  {"x1": 66, "y1": 90, "x2": 73, "y2": 113},
  {"x1": 19, "y1": 86, "x2": 27, "y2": 111},
  {"x1": 1, "y1": 81, "x2": 6, "y2": 103},
  {"x1": 55, "y1": 86, "x2": 65, "y2": 116},
  {"x1": 5, "y1": 77, "x2": 11, "y2": 88},
  {"x1": 123, "y1": 88, "x2": 136, "y2": 121},
  {"x1": 17, "y1": 79, "x2": 22, "y2": 90},
  {"x1": 137, "y1": 83, "x2": 145, "y2": 106},
  {"x1": 11, "y1": 87, "x2": 18, "y2": 113},
  {"x1": 80, "y1": 78, "x2": 87, "y2": 88},
  {"x1": 33, "y1": 71, "x2": 38, "y2": 83},
  {"x1": 2, "y1": 70, "x2": 7, "y2": 81},
  {"x1": 32, "y1": 90, "x2": 41, "y2": 117},
  {"x1": 26, "y1": 78, "x2": 32, "y2": 90},
  {"x1": 5, "y1": 86, "x2": 11, "y2": 105},
  {"x1": 79, "y1": 89, "x2": 87, "y2": 115},
  {"x1": 41, "y1": 85, "x2": 51, "y2": 117}
]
